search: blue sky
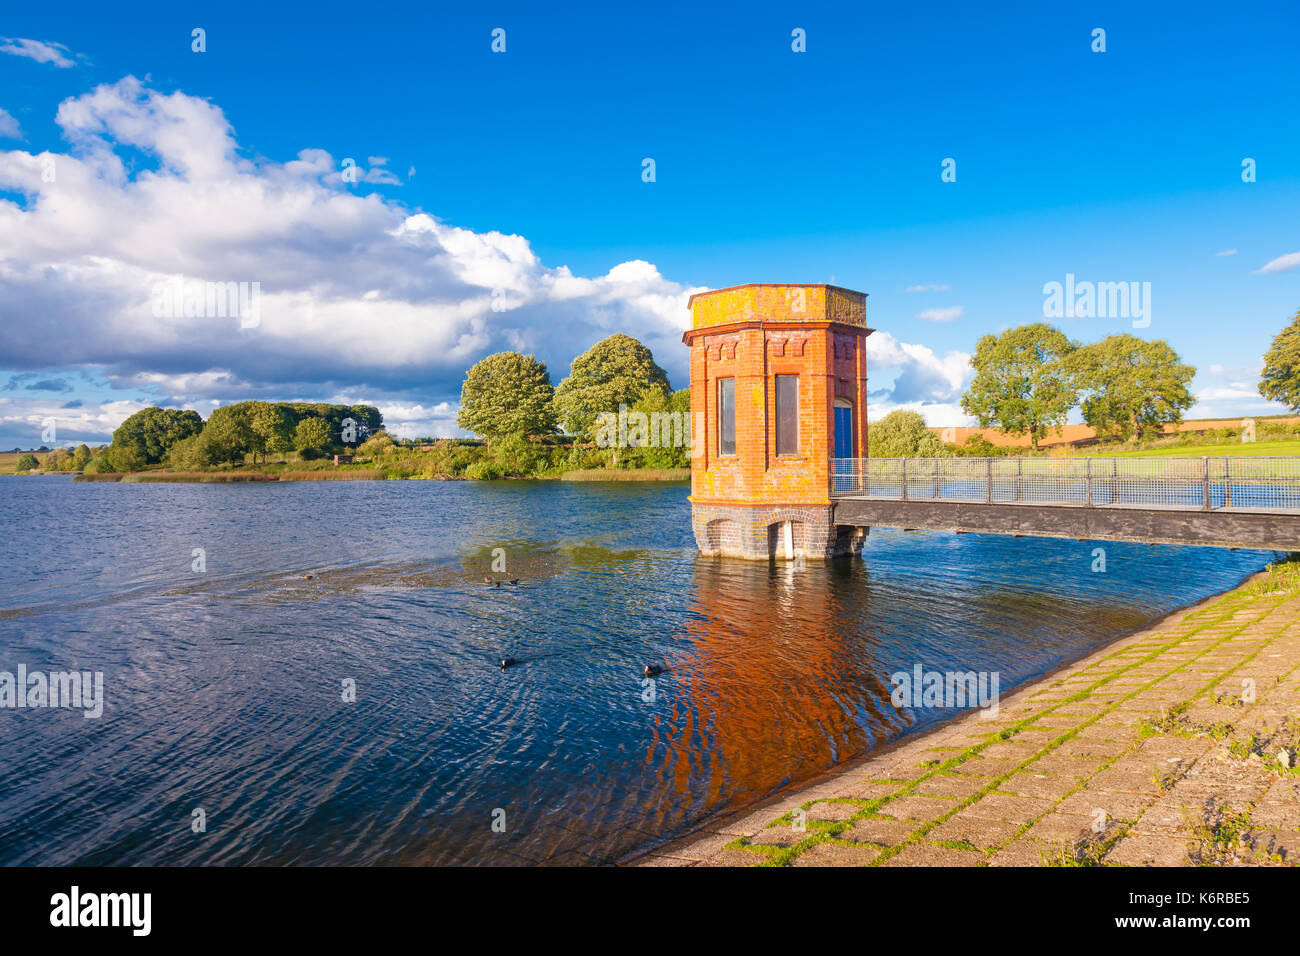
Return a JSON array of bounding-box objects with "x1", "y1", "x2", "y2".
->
[{"x1": 0, "y1": 0, "x2": 1297, "y2": 447}]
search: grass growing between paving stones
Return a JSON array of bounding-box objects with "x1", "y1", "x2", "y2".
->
[
  {"x1": 1188, "y1": 807, "x2": 1258, "y2": 865},
  {"x1": 720, "y1": 585, "x2": 1297, "y2": 867},
  {"x1": 1226, "y1": 720, "x2": 1300, "y2": 777},
  {"x1": 1041, "y1": 826, "x2": 1129, "y2": 866},
  {"x1": 1138, "y1": 701, "x2": 1234, "y2": 741}
]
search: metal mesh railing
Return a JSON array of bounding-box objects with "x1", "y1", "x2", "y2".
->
[{"x1": 830, "y1": 457, "x2": 1300, "y2": 512}]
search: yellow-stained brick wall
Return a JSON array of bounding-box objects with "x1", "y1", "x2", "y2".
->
[
  {"x1": 687, "y1": 284, "x2": 868, "y2": 331},
  {"x1": 684, "y1": 284, "x2": 871, "y2": 510}
]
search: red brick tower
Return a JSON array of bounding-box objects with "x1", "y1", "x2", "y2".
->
[{"x1": 683, "y1": 284, "x2": 873, "y2": 560}]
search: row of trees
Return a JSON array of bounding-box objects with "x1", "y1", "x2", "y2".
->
[
  {"x1": 455, "y1": 333, "x2": 689, "y2": 468},
  {"x1": 17, "y1": 332, "x2": 678, "y2": 477},
  {"x1": 16, "y1": 446, "x2": 98, "y2": 473},
  {"x1": 961, "y1": 326, "x2": 1195, "y2": 450},
  {"x1": 101, "y1": 402, "x2": 382, "y2": 472}
]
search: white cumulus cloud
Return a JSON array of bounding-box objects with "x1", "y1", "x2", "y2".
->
[
  {"x1": 0, "y1": 77, "x2": 705, "y2": 435},
  {"x1": 0, "y1": 75, "x2": 972, "y2": 445}
]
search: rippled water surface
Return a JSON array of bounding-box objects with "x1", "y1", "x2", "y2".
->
[{"x1": 0, "y1": 476, "x2": 1275, "y2": 865}]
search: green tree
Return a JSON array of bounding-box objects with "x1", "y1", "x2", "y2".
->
[
  {"x1": 357, "y1": 430, "x2": 396, "y2": 459},
  {"x1": 167, "y1": 432, "x2": 218, "y2": 470},
  {"x1": 867, "y1": 410, "x2": 952, "y2": 458},
  {"x1": 247, "y1": 402, "x2": 295, "y2": 463},
  {"x1": 961, "y1": 323, "x2": 1078, "y2": 451},
  {"x1": 624, "y1": 386, "x2": 692, "y2": 469},
  {"x1": 491, "y1": 434, "x2": 542, "y2": 475},
  {"x1": 294, "y1": 417, "x2": 333, "y2": 455},
  {"x1": 280, "y1": 402, "x2": 383, "y2": 442},
  {"x1": 1259, "y1": 310, "x2": 1300, "y2": 412},
  {"x1": 107, "y1": 444, "x2": 145, "y2": 472},
  {"x1": 1071, "y1": 334, "x2": 1195, "y2": 440},
  {"x1": 15, "y1": 453, "x2": 38, "y2": 472},
  {"x1": 457, "y1": 352, "x2": 558, "y2": 444},
  {"x1": 203, "y1": 404, "x2": 257, "y2": 464},
  {"x1": 42, "y1": 448, "x2": 72, "y2": 472},
  {"x1": 553, "y1": 334, "x2": 670, "y2": 446},
  {"x1": 110, "y1": 406, "x2": 204, "y2": 466},
  {"x1": 72, "y1": 443, "x2": 91, "y2": 470}
]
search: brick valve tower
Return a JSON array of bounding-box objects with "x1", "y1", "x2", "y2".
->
[{"x1": 684, "y1": 283, "x2": 873, "y2": 560}]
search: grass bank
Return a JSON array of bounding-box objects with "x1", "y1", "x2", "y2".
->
[{"x1": 1110, "y1": 439, "x2": 1300, "y2": 458}]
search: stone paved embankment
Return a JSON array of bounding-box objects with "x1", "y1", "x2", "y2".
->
[{"x1": 628, "y1": 570, "x2": 1300, "y2": 867}]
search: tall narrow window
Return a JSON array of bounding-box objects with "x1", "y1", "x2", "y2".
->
[
  {"x1": 718, "y1": 377, "x2": 736, "y2": 456},
  {"x1": 775, "y1": 374, "x2": 799, "y2": 456}
]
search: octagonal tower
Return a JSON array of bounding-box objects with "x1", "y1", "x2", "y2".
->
[{"x1": 684, "y1": 283, "x2": 873, "y2": 560}]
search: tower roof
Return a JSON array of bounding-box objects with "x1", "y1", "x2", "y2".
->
[{"x1": 688, "y1": 283, "x2": 868, "y2": 331}]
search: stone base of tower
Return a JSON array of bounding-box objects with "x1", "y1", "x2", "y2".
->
[{"x1": 691, "y1": 503, "x2": 868, "y2": 561}]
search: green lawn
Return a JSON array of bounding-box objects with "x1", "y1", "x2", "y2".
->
[{"x1": 1108, "y1": 440, "x2": 1300, "y2": 458}]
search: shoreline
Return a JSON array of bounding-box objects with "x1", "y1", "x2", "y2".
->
[
  {"x1": 625, "y1": 568, "x2": 1300, "y2": 866},
  {"x1": 45, "y1": 469, "x2": 692, "y2": 483}
]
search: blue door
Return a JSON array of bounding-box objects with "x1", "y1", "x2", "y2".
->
[{"x1": 834, "y1": 405, "x2": 853, "y2": 458}]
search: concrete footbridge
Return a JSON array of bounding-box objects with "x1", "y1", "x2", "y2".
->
[{"x1": 830, "y1": 456, "x2": 1300, "y2": 552}]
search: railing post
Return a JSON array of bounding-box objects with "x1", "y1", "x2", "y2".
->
[
  {"x1": 1085, "y1": 457, "x2": 1093, "y2": 507},
  {"x1": 901, "y1": 458, "x2": 908, "y2": 501},
  {"x1": 986, "y1": 458, "x2": 993, "y2": 503},
  {"x1": 1016, "y1": 457, "x2": 1023, "y2": 502},
  {"x1": 1201, "y1": 456, "x2": 1210, "y2": 511},
  {"x1": 1224, "y1": 457, "x2": 1232, "y2": 508}
]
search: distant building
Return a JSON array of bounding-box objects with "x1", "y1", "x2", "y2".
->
[
  {"x1": 333, "y1": 454, "x2": 354, "y2": 466},
  {"x1": 930, "y1": 416, "x2": 1300, "y2": 449}
]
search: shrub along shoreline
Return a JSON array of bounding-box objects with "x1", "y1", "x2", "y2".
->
[
  {"x1": 70, "y1": 466, "x2": 691, "y2": 483},
  {"x1": 73, "y1": 470, "x2": 384, "y2": 482}
]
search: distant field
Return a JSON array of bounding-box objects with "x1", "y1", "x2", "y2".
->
[{"x1": 1109, "y1": 440, "x2": 1300, "y2": 458}]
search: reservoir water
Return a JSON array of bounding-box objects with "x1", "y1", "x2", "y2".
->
[{"x1": 0, "y1": 476, "x2": 1274, "y2": 864}]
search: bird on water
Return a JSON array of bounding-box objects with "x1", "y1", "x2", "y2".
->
[
  {"x1": 642, "y1": 664, "x2": 664, "y2": 677},
  {"x1": 500, "y1": 657, "x2": 519, "y2": 669}
]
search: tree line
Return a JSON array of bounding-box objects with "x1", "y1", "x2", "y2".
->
[
  {"x1": 454, "y1": 333, "x2": 691, "y2": 471},
  {"x1": 15, "y1": 332, "x2": 685, "y2": 477},
  {"x1": 959, "y1": 325, "x2": 1195, "y2": 451},
  {"x1": 17, "y1": 309, "x2": 1300, "y2": 475},
  {"x1": 83, "y1": 402, "x2": 383, "y2": 473}
]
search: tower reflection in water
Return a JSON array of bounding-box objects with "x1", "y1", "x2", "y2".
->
[{"x1": 645, "y1": 556, "x2": 908, "y2": 827}]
